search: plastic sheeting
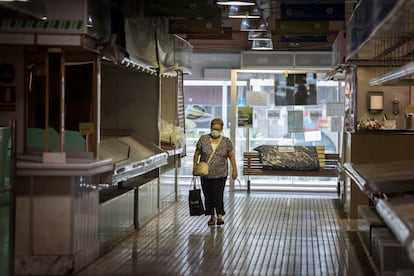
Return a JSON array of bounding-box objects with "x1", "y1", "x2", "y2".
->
[
  {"x1": 124, "y1": 16, "x2": 158, "y2": 69},
  {"x1": 174, "y1": 35, "x2": 193, "y2": 74},
  {"x1": 155, "y1": 17, "x2": 178, "y2": 74},
  {"x1": 124, "y1": 16, "x2": 192, "y2": 75}
]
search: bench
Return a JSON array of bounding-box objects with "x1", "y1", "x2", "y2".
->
[{"x1": 243, "y1": 146, "x2": 341, "y2": 193}]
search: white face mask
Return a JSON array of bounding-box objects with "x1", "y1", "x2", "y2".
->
[{"x1": 210, "y1": 129, "x2": 221, "y2": 138}]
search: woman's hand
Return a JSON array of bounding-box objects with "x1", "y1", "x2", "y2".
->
[
  {"x1": 228, "y1": 150, "x2": 238, "y2": 180},
  {"x1": 232, "y1": 169, "x2": 238, "y2": 180},
  {"x1": 193, "y1": 149, "x2": 200, "y2": 176}
]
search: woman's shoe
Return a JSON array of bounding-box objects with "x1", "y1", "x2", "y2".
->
[
  {"x1": 208, "y1": 216, "x2": 216, "y2": 226},
  {"x1": 216, "y1": 215, "x2": 224, "y2": 225}
]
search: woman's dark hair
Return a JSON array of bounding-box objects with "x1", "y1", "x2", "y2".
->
[{"x1": 210, "y1": 118, "x2": 224, "y2": 128}]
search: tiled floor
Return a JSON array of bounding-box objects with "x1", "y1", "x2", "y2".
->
[{"x1": 76, "y1": 192, "x2": 376, "y2": 276}]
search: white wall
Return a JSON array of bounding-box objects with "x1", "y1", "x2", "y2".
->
[
  {"x1": 357, "y1": 67, "x2": 410, "y2": 129},
  {"x1": 185, "y1": 53, "x2": 240, "y2": 80}
]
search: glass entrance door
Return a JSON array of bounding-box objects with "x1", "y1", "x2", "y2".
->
[
  {"x1": 230, "y1": 70, "x2": 344, "y2": 192},
  {"x1": 179, "y1": 71, "x2": 344, "y2": 193}
]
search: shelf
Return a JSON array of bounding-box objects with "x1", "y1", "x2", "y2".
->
[
  {"x1": 346, "y1": 0, "x2": 414, "y2": 86},
  {"x1": 346, "y1": 0, "x2": 414, "y2": 61},
  {"x1": 369, "y1": 61, "x2": 414, "y2": 86}
]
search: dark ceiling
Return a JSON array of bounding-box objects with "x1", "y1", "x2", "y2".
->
[
  {"x1": 0, "y1": 0, "x2": 357, "y2": 55},
  {"x1": 164, "y1": 1, "x2": 357, "y2": 54}
]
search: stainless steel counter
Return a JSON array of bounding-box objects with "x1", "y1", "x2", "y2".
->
[
  {"x1": 344, "y1": 160, "x2": 414, "y2": 265},
  {"x1": 376, "y1": 198, "x2": 414, "y2": 263},
  {"x1": 99, "y1": 136, "x2": 168, "y2": 185},
  {"x1": 16, "y1": 155, "x2": 113, "y2": 176},
  {"x1": 344, "y1": 160, "x2": 414, "y2": 195},
  {"x1": 14, "y1": 155, "x2": 113, "y2": 275}
]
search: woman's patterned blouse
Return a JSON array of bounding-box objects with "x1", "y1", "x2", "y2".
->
[{"x1": 196, "y1": 134, "x2": 234, "y2": 179}]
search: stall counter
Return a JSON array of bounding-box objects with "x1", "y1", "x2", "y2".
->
[{"x1": 14, "y1": 155, "x2": 113, "y2": 275}]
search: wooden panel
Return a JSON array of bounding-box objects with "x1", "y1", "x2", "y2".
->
[
  {"x1": 350, "y1": 132, "x2": 414, "y2": 164},
  {"x1": 177, "y1": 72, "x2": 185, "y2": 129}
]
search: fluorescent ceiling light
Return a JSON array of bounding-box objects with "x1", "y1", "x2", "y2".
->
[
  {"x1": 228, "y1": 5, "x2": 262, "y2": 18},
  {"x1": 369, "y1": 61, "x2": 414, "y2": 86},
  {"x1": 248, "y1": 30, "x2": 271, "y2": 40},
  {"x1": 250, "y1": 78, "x2": 274, "y2": 86},
  {"x1": 252, "y1": 39, "x2": 273, "y2": 50},
  {"x1": 216, "y1": 0, "x2": 256, "y2": 6},
  {"x1": 240, "y1": 18, "x2": 267, "y2": 32}
]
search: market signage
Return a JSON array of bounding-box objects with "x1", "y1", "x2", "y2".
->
[
  {"x1": 0, "y1": 1, "x2": 87, "y2": 34},
  {"x1": 281, "y1": 35, "x2": 327, "y2": 43},
  {"x1": 275, "y1": 21, "x2": 329, "y2": 35},
  {"x1": 280, "y1": 4, "x2": 345, "y2": 21},
  {"x1": 169, "y1": 19, "x2": 222, "y2": 34},
  {"x1": 0, "y1": 18, "x2": 84, "y2": 33},
  {"x1": 145, "y1": 0, "x2": 219, "y2": 18},
  {"x1": 79, "y1": 122, "x2": 94, "y2": 136}
]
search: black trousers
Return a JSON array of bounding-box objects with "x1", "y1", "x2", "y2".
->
[{"x1": 201, "y1": 176, "x2": 227, "y2": 216}]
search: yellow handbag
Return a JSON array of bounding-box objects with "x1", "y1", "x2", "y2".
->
[
  {"x1": 193, "y1": 161, "x2": 209, "y2": 176},
  {"x1": 194, "y1": 137, "x2": 222, "y2": 176}
]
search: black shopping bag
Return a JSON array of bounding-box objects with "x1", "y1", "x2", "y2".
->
[{"x1": 188, "y1": 177, "x2": 205, "y2": 216}]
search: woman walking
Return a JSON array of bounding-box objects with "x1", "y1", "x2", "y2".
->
[{"x1": 193, "y1": 118, "x2": 238, "y2": 226}]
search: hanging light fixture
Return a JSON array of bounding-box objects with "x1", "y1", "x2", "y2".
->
[
  {"x1": 248, "y1": 30, "x2": 271, "y2": 40},
  {"x1": 240, "y1": 17, "x2": 267, "y2": 32},
  {"x1": 252, "y1": 39, "x2": 273, "y2": 50},
  {"x1": 228, "y1": 5, "x2": 262, "y2": 18},
  {"x1": 216, "y1": 0, "x2": 256, "y2": 6}
]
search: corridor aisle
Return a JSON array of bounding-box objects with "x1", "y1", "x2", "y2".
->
[{"x1": 76, "y1": 193, "x2": 375, "y2": 276}]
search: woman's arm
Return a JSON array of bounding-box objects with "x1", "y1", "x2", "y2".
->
[{"x1": 228, "y1": 150, "x2": 238, "y2": 180}]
